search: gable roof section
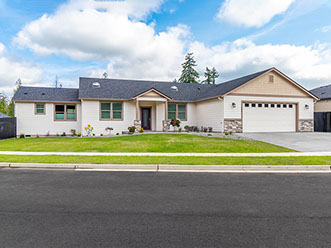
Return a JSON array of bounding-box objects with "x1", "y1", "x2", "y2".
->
[
  {"x1": 13, "y1": 86, "x2": 80, "y2": 102},
  {"x1": 310, "y1": 84, "x2": 331, "y2": 100},
  {"x1": 132, "y1": 88, "x2": 172, "y2": 100}
]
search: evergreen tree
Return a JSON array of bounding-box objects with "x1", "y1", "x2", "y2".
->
[
  {"x1": 202, "y1": 67, "x2": 212, "y2": 84},
  {"x1": 210, "y1": 67, "x2": 219, "y2": 84},
  {"x1": 7, "y1": 79, "x2": 22, "y2": 117},
  {"x1": 178, "y1": 53, "x2": 199, "y2": 83},
  {"x1": 0, "y1": 93, "x2": 7, "y2": 114}
]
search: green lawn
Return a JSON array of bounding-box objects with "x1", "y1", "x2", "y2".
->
[
  {"x1": 0, "y1": 134, "x2": 294, "y2": 153},
  {"x1": 0, "y1": 155, "x2": 330, "y2": 165}
]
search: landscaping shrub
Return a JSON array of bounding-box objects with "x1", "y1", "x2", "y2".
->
[
  {"x1": 100, "y1": 133, "x2": 103, "y2": 136},
  {"x1": 70, "y1": 129, "x2": 76, "y2": 136},
  {"x1": 208, "y1": 127, "x2": 213, "y2": 132},
  {"x1": 61, "y1": 132, "x2": 66, "y2": 137},
  {"x1": 19, "y1": 133, "x2": 25, "y2": 139},
  {"x1": 139, "y1": 128, "x2": 144, "y2": 133},
  {"x1": 128, "y1": 126, "x2": 136, "y2": 133},
  {"x1": 184, "y1": 125, "x2": 190, "y2": 132},
  {"x1": 225, "y1": 131, "x2": 229, "y2": 135},
  {"x1": 77, "y1": 133, "x2": 81, "y2": 137},
  {"x1": 116, "y1": 133, "x2": 119, "y2": 135}
]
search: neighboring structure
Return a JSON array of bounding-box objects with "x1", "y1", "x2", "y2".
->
[
  {"x1": 0, "y1": 112, "x2": 17, "y2": 139},
  {"x1": 311, "y1": 84, "x2": 331, "y2": 132},
  {"x1": 13, "y1": 68, "x2": 318, "y2": 136}
]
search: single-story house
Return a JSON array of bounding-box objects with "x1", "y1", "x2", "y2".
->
[
  {"x1": 311, "y1": 84, "x2": 331, "y2": 132},
  {"x1": 12, "y1": 67, "x2": 318, "y2": 136}
]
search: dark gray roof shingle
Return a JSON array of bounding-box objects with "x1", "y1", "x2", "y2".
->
[
  {"x1": 310, "y1": 84, "x2": 331, "y2": 100},
  {"x1": 78, "y1": 68, "x2": 271, "y2": 101},
  {"x1": 13, "y1": 86, "x2": 80, "y2": 102},
  {"x1": 14, "y1": 68, "x2": 305, "y2": 102}
]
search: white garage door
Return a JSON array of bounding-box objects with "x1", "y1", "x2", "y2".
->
[{"x1": 243, "y1": 102, "x2": 296, "y2": 132}]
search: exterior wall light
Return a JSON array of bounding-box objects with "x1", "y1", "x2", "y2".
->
[
  {"x1": 232, "y1": 102, "x2": 236, "y2": 108},
  {"x1": 305, "y1": 104, "x2": 309, "y2": 109}
]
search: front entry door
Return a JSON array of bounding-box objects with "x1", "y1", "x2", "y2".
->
[{"x1": 141, "y1": 107, "x2": 151, "y2": 130}]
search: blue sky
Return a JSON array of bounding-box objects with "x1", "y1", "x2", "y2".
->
[{"x1": 0, "y1": 0, "x2": 331, "y2": 96}]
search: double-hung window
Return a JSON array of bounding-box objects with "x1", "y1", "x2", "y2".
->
[
  {"x1": 35, "y1": 104, "x2": 45, "y2": 115},
  {"x1": 100, "y1": 102, "x2": 123, "y2": 120},
  {"x1": 55, "y1": 104, "x2": 76, "y2": 121},
  {"x1": 168, "y1": 103, "x2": 187, "y2": 120}
]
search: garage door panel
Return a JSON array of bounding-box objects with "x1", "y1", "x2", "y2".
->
[{"x1": 243, "y1": 103, "x2": 296, "y2": 133}]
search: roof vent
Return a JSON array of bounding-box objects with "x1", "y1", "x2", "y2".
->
[
  {"x1": 42, "y1": 93, "x2": 45, "y2": 96},
  {"x1": 92, "y1": 82, "x2": 101, "y2": 88},
  {"x1": 24, "y1": 92, "x2": 28, "y2": 95},
  {"x1": 171, "y1": 86, "x2": 178, "y2": 91}
]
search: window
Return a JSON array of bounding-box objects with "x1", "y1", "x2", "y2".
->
[
  {"x1": 35, "y1": 104, "x2": 45, "y2": 114},
  {"x1": 100, "y1": 102, "x2": 123, "y2": 120},
  {"x1": 264, "y1": 104, "x2": 269, "y2": 108},
  {"x1": 269, "y1": 75, "x2": 274, "y2": 83},
  {"x1": 283, "y1": 104, "x2": 287, "y2": 108},
  {"x1": 277, "y1": 104, "x2": 281, "y2": 108},
  {"x1": 258, "y1": 104, "x2": 263, "y2": 107},
  {"x1": 271, "y1": 104, "x2": 275, "y2": 108},
  {"x1": 245, "y1": 103, "x2": 249, "y2": 107},
  {"x1": 289, "y1": 104, "x2": 293, "y2": 108},
  {"x1": 55, "y1": 104, "x2": 76, "y2": 121},
  {"x1": 251, "y1": 103, "x2": 256, "y2": 107},
  {"x1": 168, "y1": 103, "x2": 187, "y2": 120}
]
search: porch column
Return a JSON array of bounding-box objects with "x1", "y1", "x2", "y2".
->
[
  {"x1": 165, "y1": 100, "x2": 168, "y2": 120},
  {"x1": 136, "y1": 99, "x2": 140, "y2": 120}
]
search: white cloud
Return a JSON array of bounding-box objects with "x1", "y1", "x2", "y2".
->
[
  {"x1": 318, "y1": 25, "x2": 331, "y2": 33},
  {"x1": 189, "y1": 38, "x2": 331, "y2": 88},
  {"x1": 0, "y1": 42, "x2": 43, "y2": 95},
  {"x1": 217, "y1": 0, "x2": 296, "y2": 28},
  {"x1": 14, "y1": 0, "x2": 189, "y2": 80}
]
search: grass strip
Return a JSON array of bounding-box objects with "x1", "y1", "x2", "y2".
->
[
  {"x1": 0, "y1": 134, "x2": 294, "y2": 153},
  {"x1": 0, "y1": 155, "x2": 330, "y2": 165}
]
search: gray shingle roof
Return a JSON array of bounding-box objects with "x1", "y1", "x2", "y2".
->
[
  {"x1": 14, "y1": 68, "x2": 307, "y2": 102},
  {"x1": 13, "y1": 86, "x2": 80, "y2": 102},
  {"x1": 0, "y1": 112, "x2": 10, "y2": 118},
  {"x1": 79, "y1": 68, "x2": 271, "y2": 101},
  {"x1": 310, "y1": 84, "x2": 331, "y2": 100}
]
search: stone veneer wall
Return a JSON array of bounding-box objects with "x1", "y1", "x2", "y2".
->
[
  {"x1": 134, "y1": 120, "x2": 141, "y2": 132},
  {"x1": 162, "y1": 120, "x2": 171, "y2": 132},
  {"x1": 299, "y1": 120, "x2": 314, "y2": 132},
  {"x1": 224, "y1": 120, "x2": 243, "y2": 133}
]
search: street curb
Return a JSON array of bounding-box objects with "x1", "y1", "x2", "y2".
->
[{"x1": 2, "y1": 163, "x2": 331, "y2": 173}]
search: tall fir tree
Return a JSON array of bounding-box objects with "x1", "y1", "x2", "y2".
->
[
  {"x1": 178, "y1": 53, "x2": 199, "y2": 83},
  {"x1": 210, "y1": 67, "x2": 219, "y2": 84},
  {"x1": 202, "y1": 67, "x2": 212, "y2": 84}
]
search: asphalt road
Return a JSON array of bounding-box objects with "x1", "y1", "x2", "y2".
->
[{"x1": 0, "y1": 170, "x2": 330, "y2": 248}]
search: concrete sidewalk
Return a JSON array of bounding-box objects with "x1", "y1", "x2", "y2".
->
[
  {"x1": 1, "y1": 163, "x2": 331, "y2": 173},
  {"x1": 0, "y1": 151, "x2": 331, "y2": 157}
]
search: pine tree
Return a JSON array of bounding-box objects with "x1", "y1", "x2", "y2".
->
[
  {"x1": 210, "y1": 67, "x2": 219, "y2": 84},
  {"x1": 0, "y1": 93, "x2": 7, "y2": 115},
  {"x1": 178, "y1": 53, "x2": 199, "y2": 83},
  {"x1": 202, "y1": 67, "x2": 212, "y2": 84}
]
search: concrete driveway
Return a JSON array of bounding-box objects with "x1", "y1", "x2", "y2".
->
[{"x1": 238, "y1": 132, "x2": 331, "y2": 152}]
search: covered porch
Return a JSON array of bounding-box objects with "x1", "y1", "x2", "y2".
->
[{"x1": 132, "y1": 89, "x2": 171, "y2": 132}]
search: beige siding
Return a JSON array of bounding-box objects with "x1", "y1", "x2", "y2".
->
[
  {"x1": 15, "y1": 102, "x2": 81, "y2": 136},
  {"x1": 195, "y1": 98, "x2": 224, "y2": 132},
  {"x1": 81, "y1": 100, "x2": 135, "y2": 136},
  {"x1": 314, "y1": 100, "x2": 331, "y2": 112},
  {"x1": 231, "y1": 71, "x2": 309, "y2": 97}
]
